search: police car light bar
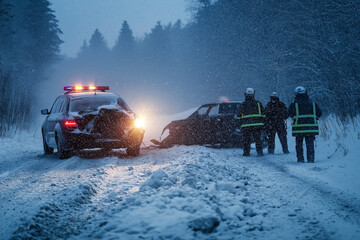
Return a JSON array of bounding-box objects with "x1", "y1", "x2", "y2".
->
[{"x1": 64, "y1": 86, "x2": 110, "y2": 91}]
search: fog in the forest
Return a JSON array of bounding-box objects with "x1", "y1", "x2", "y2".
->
[{"x1": 1, "y1": 0, "x2": 360, "y2": 136}]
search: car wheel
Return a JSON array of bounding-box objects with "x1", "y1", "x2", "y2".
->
[
  {"x1": 126, "y1": 145, "x2": 140, "y2": 156},
  {"x1": 42, "y1": 132, "x2": 54, "y2": 155},
  {"x1": 56, "y1": 135, "x2": 71, "y2": 159}
]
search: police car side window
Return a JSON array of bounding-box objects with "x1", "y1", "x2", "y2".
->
[
  {"x1": 52, "y1": 97, "x2": 66, "y2": 114},
  {"x1": 50, "y1": 97, "x2": 61, "y2": 114},
  {"x1": 60, "y1": 98, "x2": 68, "y2": 113},
  {"x1": 56, "y1": 98, "x2": 65, "y2": 113}
]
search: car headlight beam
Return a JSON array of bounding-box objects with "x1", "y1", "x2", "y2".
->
[{"x1": 135, "y1": 118, "x2": 145, "y2": 128}]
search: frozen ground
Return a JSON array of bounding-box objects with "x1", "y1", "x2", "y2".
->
[{"x1": 0, "y1": 117, "x2": 360, "y2": 239}]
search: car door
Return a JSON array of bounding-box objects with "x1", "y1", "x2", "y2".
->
[
  {"x1": 218, "y1": 103, "x2": 241, "y2": 144},
  {"x1": 190, "y1": 105, "x2": 211, "y2": 143},
  {"x1": 206, "y1": 104, "x2": 220, "y2": 143},
  {"x1": 45, "y1": 97, "x2": 65, "y2": 147}
]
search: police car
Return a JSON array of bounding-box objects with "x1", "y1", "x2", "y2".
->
[{"x1": 41, "y1": 86, "x2": 145, "y2": 159}]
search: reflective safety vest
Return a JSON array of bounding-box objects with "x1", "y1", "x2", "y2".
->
[
  {"x1": 292, "y1": 102, "x2": 319, "y2": 135},
  {"x1": 237, "y1": 102, "x2": 265, "y2": 128}
]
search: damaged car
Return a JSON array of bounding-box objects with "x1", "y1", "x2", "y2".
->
[
  {"x1": 41, "y1": 86, "x2": 144, "y2": 159},
  {"x1": 151, "y1": 102, "x2": 247, "y2": 148}
]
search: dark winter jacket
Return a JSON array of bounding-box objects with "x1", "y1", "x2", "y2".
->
[
  {"x1": 265, "y1": 98, "x2": 288, "y2": 130},
  {"x1": 237, "y1": 96, "x2": 265, "y2": 129},
  {"x1": 288, "y1": 94, "x2": 322, "y2": 136}
]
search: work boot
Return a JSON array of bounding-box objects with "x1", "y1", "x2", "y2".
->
[
  {"x1": 297, "y1": 158, "x2": 305, "y2": 163},
  {"x1": 283, "y1": 149, "x2": 289, "y2": 154},
  {"x1": 268, "y1": 149, "x2": 274, "y2": 154},
  {"x1": 257, "y1": 151, "x2": 264, "y2": 156},
  {"x1": 243, "y1": 152, "x2": 250, "y2": 157}
]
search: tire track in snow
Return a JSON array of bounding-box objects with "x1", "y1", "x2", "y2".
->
[
  {"x1": 221, "y1": 152, "x2": 332, "y2": 240},
  {"x1": 7, "y1": 148, "x2": 176, "y2": 239},
  {"x1": 11, "y1": 167, "x2": 108, "y2": 239},
  {"x1": 227, "y1": 152, "x2": 360, "y2": 239},
  {"x1": 260, "y1": 155, "x2": 360, "y2": 225}
]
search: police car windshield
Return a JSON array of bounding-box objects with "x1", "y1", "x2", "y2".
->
[
  {"x1": 219, "y1": 103, "x2": 240, "y2": 114},
  {"x1": 69, "y1": 95, "x2": 130, "y2": 113}
]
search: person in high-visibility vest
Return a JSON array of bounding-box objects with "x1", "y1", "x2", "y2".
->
[
  {"x1": 288, "y1": 86, "x2": 322, "y2": 162},
  {"x1": 237, "y1": 88, "x2": 265, "y2": 156}
]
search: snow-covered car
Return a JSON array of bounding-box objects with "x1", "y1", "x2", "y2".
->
[
  {"x1": 41, "y1": 86, "x2": 144, "y2": 159},
  {"x1": 151, "y1": 102, "x2": 246, "y2": 148}
]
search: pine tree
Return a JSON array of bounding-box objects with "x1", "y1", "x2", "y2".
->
[
  {"x1": 0, "y1": 0, "x2": 13, "y2": 61},
  {"x1": 18, "y1": 0, "x2": 62, "y2": 76},
  {"x1": 0, "y1": 0, "x2": 63, "y2": 134},
  {"x1": 77, "y1": 39, "x2": 88, "y2": 58},
  {"x1": 88, "y1": 28, "x2": 108, "y2": 55},
  {"x1": 113, "y1": 21, "x2": 135, "y2": 58},
  {"x1": 144, "y1": 21, "x2": 170, "y2": 62}
]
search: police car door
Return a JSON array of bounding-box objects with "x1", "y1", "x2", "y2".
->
[{"x1": 46, "y1": 97, "x2": 65, "y2": 146}]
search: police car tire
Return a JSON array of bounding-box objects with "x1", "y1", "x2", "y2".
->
[
  {"x1": 56, "y1": 136, "x2": 71, "y2": 159},
  {"x1": 42, "y1": 132, "x2": 54, "y2": 155}
]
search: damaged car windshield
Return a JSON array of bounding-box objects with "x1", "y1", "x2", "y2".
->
[{"x1": 69, "y1": 95, "x2": 130, "y2": 113}]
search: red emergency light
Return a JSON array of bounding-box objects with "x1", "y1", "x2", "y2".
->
[{"x1": 64, "y1": 86, "x2": 110, "y2": 91}]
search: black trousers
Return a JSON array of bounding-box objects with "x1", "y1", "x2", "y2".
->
[
  {"x1": 295, "y1": 135, "x2": 315, "y2": 162},
  {"x1": 242, "y1": 128, "x2": 263, "y2": 155},
  {"x1": 268, "y1": 125, "x2": 288, "y2": 153}
]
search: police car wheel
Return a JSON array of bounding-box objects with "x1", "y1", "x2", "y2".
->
[
  {"x1": 56, "y1": 135, "x2": 71, "y2": 159},
  {"x1": 42, "y1": 132, "x2": 54, "y2": 155}
]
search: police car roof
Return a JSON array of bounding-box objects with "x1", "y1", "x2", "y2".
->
[{"x1": 66, "y1": 91, "x2": 118, "y2": 99}]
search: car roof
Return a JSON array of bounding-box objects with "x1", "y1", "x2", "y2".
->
[
  {"x1": 66, "y1": 91, "x2": 119, "y2": 99},
  {"x1": 200, "y1": 101, "x2": 243, "y2": 107}
]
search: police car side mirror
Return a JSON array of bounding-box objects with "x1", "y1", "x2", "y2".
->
[{"x1": 41, "y1": 109, "x2": 49, "y2": 115}]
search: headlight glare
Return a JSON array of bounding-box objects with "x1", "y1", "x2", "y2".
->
[{"x1": 135, "y1": 118, "x2": 145, "y2": 128}]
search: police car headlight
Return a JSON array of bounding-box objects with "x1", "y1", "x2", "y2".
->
[{"x1": 134, "y1": 118, "x2": 145, "y2": 128}]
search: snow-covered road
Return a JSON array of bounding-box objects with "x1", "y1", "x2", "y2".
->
[{"x1": 1, "y1": 130, "x2": 359, "y2": 239}]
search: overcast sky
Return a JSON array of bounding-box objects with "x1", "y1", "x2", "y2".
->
[{"x1": 50, "y1": 0, "x2": 190, "y2": 57}]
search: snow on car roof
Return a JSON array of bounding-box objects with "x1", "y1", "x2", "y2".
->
[
  {"x1": 201, "y1": 101, "x2": 243, "y2": 106},
  {"x1": 67, "y1": 91, "x2": 118, "y2": 98}
]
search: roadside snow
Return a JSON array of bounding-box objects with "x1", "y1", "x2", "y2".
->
[
  {"x1": 0, "y1": 117, "x2": 359, "y2": 239},
  {"x1": 72, "y1": 144, "x2": 360, "y2": 240},
  {"x1": 285, "y1": 117, "x2": 360, "y2": 196}
]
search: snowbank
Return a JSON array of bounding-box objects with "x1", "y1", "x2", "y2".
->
[
  {"x1": 1, "y1": 116, "x2": 359, "y2": 239},
  {"x1": 72, "y1": 147, "x2": 270, "y2": 239},
  {"x1": 283, "y1": 116, "x2": 360, "y2": 196}
]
